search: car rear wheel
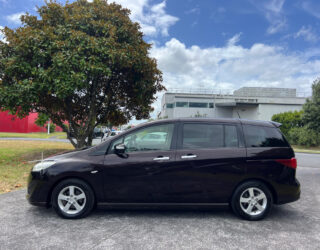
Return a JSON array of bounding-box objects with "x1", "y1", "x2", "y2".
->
[
  {"x1": 231, "y1": 181, "x2": 273, "y2": 221},
  {"x1": 51, "y1": 179, "x2": 95, "y2": 219}
]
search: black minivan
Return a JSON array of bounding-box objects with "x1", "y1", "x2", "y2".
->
[{"x1": 27, "y1": 118, "x2": 300, "y2": 220}]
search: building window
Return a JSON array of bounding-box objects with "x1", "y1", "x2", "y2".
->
[
  {"x1": 209, "y1": 103, "x2": 214, "y2": 108},
  {"x1": 176, "y1": 102, "x2": 188, "y2": 107},
  {"x1": 189, "y1": 102, "x2": 208, "y2": 108},
  {"x1": 166, "y1": 103, "x2": 174, "y2": 108}
]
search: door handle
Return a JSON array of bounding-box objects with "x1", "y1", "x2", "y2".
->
[
  {"x1": 181, "y1": 154, "x2": 197, "y2": 159},
  {"x1": 153, "y1": 156, "x2": 170, "y2": 161}
]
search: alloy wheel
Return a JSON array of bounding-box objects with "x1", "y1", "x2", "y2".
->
[
  {"x1": 239, "y1": 187, "x2": 267, "y2": 216},
  {"x1": 57, "y1": 185, "x2": 86, "y2": 215}
]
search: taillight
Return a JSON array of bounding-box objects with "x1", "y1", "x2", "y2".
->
[{"x1": 275, "y1": 158, "x2": 297, "y2": 169}]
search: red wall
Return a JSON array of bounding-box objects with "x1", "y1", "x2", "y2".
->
[{"x1": 0, "y1": 111, "x2": 63, "y2": 133}]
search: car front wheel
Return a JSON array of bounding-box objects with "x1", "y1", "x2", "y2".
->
[
  {"x1": 51, "y1": 178, "x2": 95, "y2": 219},
  {"x1": 231, "y1": 181, "x2": 273, "y2": 221}
]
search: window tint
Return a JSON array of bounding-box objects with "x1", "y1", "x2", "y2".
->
[
  {"x1": 243, "y1": 125, "x2": 288, "y2": 147},
  {"x1": 111, "y1": 124, "x2": 174, "y2": 153},
  {"x1": 225, "y1": 125, "x2": 239, "y2": 147},
  {"x1": 189, "y1": 102, "x2": 208, "y2": 108},
  {"x1": 183, "y1": 124, "x2": 223, "y2": 148},
  {"x1": 182, "y1": 123, "x2": 239, "y2": 149}
]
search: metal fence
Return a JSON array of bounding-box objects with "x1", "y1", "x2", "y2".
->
[
  {"x1": 167, "y1": 88, "x2": 233, "y2": 95},
  {"x1": 167, "y1": 88, "x2": 311, "y2": 98}
]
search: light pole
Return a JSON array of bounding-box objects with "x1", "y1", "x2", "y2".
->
[{"x1": 47, "y1": 120, "x2": 50, "y2": 135}]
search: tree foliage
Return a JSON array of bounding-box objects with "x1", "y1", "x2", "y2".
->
[
  {"x1": 271, "y1": 110, "x2": 304, "y2": 137},
  {"x1": 303, "y1": 78, "x2": 320, "y2": 133},
  {"x1": 288, "y1": 127, "x2": 320, "y2": 147},
  {"x1": 35, "y1": 113, "x2": 50, "y2": 127},
  {"x1": 0, "y1": 0, "x2": 164, "y2": 148}
]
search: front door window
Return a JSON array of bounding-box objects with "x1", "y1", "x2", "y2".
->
[{"x1": 110, "y1": 124, "x2": 174, "y2": 153}]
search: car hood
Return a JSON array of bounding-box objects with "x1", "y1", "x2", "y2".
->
[{"x1": 45, "y1": 147, "x2": 92, "y2": 161}]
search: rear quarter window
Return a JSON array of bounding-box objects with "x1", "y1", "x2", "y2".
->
[{"x1": 243, "y1": 125, "x2": 289, "y2": 147}]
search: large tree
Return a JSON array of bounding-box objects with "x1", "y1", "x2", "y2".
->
[
  {"x1": 303, "y1": 78, "x2": 320, "y2": 133},
  {"x1": 0, "y1": 0, "x2": 164, "y2": 148}
]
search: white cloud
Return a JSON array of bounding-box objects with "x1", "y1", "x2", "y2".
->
[
  {"x1": 5, "y1": 12, "x2": 24, "y2": 25},
  {"x1": 185, "y1": 7, "x2": 200, "y2": 15},
  {"x1": 264, "y1": 0, "x2": 285, "y2": 13},
  {"x1": 250, "y1": 0, "x2": 287, "y2": 34},
  {"x1": 266, "y1": 19, "x2": 286, "y2": 34},
  {"x1": 150, "y1": 37, "x2": 317, "y2": 114},
  {"x1": 294, "y1": 26, "x2": 319, "y2": 43},
  {"x1": 0, "y1": 26, "x2": 5, "y2": 43},
  {"x1": 112, "y1": 0, "x2": 178, "y2": 37},
  {"x1": 301, "y1": 1, "x2": 320, "y2": 19},
  {"x1": 227, "y1": 33, "x2": 242, "y2": 46}
]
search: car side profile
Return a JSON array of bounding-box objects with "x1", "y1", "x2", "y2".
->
[{"x1": 27, "y1": 118, "x2": 300, "y2": 221}]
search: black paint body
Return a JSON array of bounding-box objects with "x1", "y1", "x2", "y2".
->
[{"x1": 27, "y1": 118, "x2": 300, "y2": 208}]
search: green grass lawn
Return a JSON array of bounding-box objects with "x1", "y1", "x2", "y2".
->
[
  {"x1": 292, "y1": 145, "x2": 320, "y2": 154},
  {"x1": 0, "y1": 132, "x2": 67, "y2": 139},
  {"x1": 0, "y1": 140, "x2": 73, "y2": 193}
]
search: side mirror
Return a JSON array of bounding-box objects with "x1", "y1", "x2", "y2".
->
[{"x1": 114, "y1": 143, "x2": 126, "y2": 154}]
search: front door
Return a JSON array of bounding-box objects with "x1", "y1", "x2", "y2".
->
[{"x1": 102, "y1": 123, "x2": 176, "y2": 203}]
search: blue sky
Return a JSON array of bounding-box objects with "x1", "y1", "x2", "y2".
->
[{"x1": 1, "y1": 0, "x2": 320, "y2": 119}]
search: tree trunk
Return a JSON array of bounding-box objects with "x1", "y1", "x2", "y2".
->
[
  {"x1": 86, "y1": 131, "x2": 94, "y2": 147},
  {"x1": 75, "y1": 136, "x2": 87, "y2": 149}
]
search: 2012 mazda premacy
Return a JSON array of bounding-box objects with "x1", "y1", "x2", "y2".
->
[{"x1": 27, "y1": 118, "x2": 300, "y2": 220}]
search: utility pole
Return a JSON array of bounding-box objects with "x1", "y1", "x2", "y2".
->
[{"x1": 47, "y1": 120, "x2": 50, "y2": 135}]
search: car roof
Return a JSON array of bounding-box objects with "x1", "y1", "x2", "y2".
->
[{"x1": 140, "y1": 118, "x2": 277, "y2": 128}]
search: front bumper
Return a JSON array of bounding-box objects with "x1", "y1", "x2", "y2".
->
[{"x1": 26, "y1": 171, "x2": 52, "y2": 207}]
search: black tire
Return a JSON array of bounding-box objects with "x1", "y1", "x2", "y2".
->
[
  {"x1": 231, "y1": 181, "x2": 273, "y2": 221},
  {"x1": 51, "y1": 178, "x2": 95, "y2": 219}
]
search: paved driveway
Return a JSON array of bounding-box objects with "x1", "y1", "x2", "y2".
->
[{"x1": 0, "y1": 153, "x2": 319, "y2": 250}]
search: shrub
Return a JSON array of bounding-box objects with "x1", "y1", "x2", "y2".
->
[
  {"x1": 272, "y1": 110, "x2": 304, "y2": 137},
  {"x1": 288, "y1": 127, "x2": 320, "y2": 147},
  {"x1": 46, "y1": 123, "x2": 56, "y2": 133}
]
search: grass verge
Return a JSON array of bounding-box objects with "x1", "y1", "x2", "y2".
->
[
  {"x1": 293, "y1": 146, "x2": 320, "y2": 154},
  {"x1": 0, "y1": 132, "x2": 67, "y2": 139},
  {"x1": 0, "y1": 140, "x2": 73, "y2": 193}
]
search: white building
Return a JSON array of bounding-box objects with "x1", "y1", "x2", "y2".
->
[{"x1": 159, "y1": 87, "x2": 307, "y2": 121}]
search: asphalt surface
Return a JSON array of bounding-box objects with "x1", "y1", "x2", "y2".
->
[{"x1": 0, "y1": 153, "x2": 319, "y2": 250}]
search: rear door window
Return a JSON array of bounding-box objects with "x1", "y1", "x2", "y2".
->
[
  {"x1": 243, "y1": 125, "x2": 289, "y2": 147},
  {"x1": 182, "y1": 123, "x2": 239, "y2": 149},
  {"x1": 225, "y1": 125, "x2": 239, "y2": 147}
]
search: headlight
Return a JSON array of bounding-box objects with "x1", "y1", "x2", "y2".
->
[{"x1": 32, "y1": 161, "x2": 56, "y2": 172}]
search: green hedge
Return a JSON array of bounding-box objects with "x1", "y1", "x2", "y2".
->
[{"x1": 288, "y1": 127, "x2": 320, "y2": 147}]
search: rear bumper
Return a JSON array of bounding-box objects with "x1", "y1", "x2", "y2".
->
[{"x1": 275, "y1": 178, "x2": 301, "y2": 205}]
